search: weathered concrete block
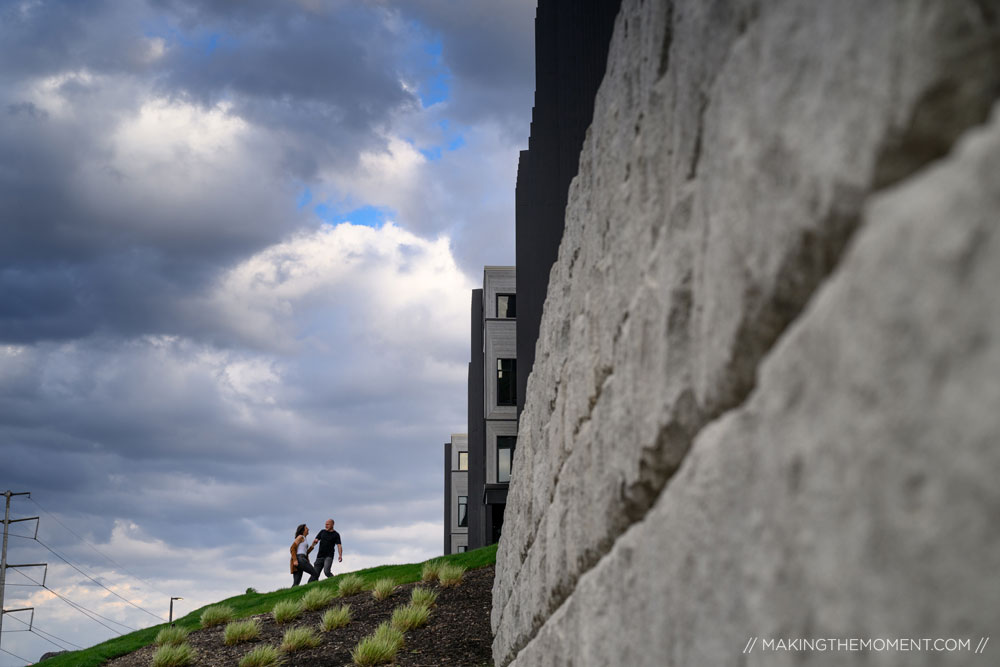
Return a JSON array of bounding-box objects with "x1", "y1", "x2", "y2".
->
[
  {"x1": 505, "y1": 103, "x2": 1000, "y2": 666},
  {"x1": 493, "y1": 0, "x2": 1000, "y2": 663}
]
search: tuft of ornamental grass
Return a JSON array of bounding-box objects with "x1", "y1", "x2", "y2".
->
[
  {"x1": 151, "y1": 642, "x2": 196, "y2": 667},
  {"x1": 437, "y1": 563, "x2": 466, "y2": 588},
  {"x1": 337, "y1": 573, "x2": 365, "y2": 597},
  {"x1": 420, "y1": 559, "x2": 445, "y2": 583},
  {"x1": 320, "y1": 604, "x2": 352, "y2": 632},
  {"x1": 410, "y1": 587, "x2": 438, "y2": 608},
  {"x1": 239, "y1": 644, "x2": 284, "y2": 667},
  {"x1": 272, "y1": 599, "x2": 304, "y2": 625},
  {"x1": 200, "y1": 604, "x2": 235, "y2": 628},
  {"x1": 390, "y1": 604, "x2": 430, "y2": 632},
  {"x1": 371, "y1": 577, "x2": 396, "y2": 601},
  {"x1": 302, "y1": 585, "x2": 338, "y2": 611},
  {"x1": 280, "y1": 626, "x2": 321, "y2": 653},
  {"x1": 154, "y1": 626, "x2": 190, "y2": 646},
  {"x1": 351, "y1": 622, "x2": 404, "y2": 666},
  {"x1": 224, "y1": 618, "x2": 261, "y2": 645}
]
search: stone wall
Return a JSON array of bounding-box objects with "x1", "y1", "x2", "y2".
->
[{"x1": 493, "y1": 1, "x2": 1000, "y2": 665}]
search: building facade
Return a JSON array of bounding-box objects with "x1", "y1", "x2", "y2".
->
[
  {"x1": 515, "y1": 0, "x2": 622, "y2": 415},
  {"x1": 452, "y1": 267, "x2": 517, "y2": 552},
  {"x1": 443, "y1": 433, "x2": 469, "y2": 555},
  {"x1": 480, "y1": 267, "x2": 517, "y2": 547},
  {"x1": 444, "y1": 0, "x2": 619, "y2": 554}
]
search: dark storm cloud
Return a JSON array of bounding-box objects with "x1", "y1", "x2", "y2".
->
[
  {"x1": 0, "y1": 1, "x2": 531, "y2": 656},
  {"x1": 147, "y1": 1, "x2": 417, "y2": 176},
  {"x1": 0, "y1": 0, "x2": 408, "y2": 345},
  {"x1": 0, "y1": 0, "x2": 531, "y2": 347},
  {"x1": 396, "y1": 0, "x2": 536, "y2": 138}
]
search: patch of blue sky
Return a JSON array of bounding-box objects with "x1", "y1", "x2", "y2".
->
[
  {"x1": 142, "y1": 19, "x2": 235, "y2": 56},
  {"x1": 205, "y1": 32, "x2": 222, "y2": 54},
  {"x1": 419, "y1": 72, "x2": 451, "y2": 108},
  {"x1": 418, "y1": 133, "x2": 465, "y2": 161},
  {"x1": 314, "y1": 204, "x2": 395, "y2": 229},
  {"x1": 405, "y1": 34, "x2": 451, "y2": 108},
  {"x1": 420, "y1": 146, "x2": 443, "y2": 161},
  {"x1": 296, "y1": 187, "x2": 313, "y2": 210},
  {"x1": 423, "y1": 39, "x2": 443, "y2": 57}
]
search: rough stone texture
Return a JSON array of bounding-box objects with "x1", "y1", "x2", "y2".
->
[
  {"x1": 506, "y1": 105, "x2": 1000, "y2": 667},
  {"x1": 493, "y1": 0, "x2": 1000, "y2": 664}
]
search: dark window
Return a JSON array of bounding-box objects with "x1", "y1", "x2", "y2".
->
[
  {"x1": 491, "y1": 503, "x2": 504, "y2": 544},
  {"x1": 457, "y1": 545, "x2": 467, "y2": 553},
  {"x1": 458, "y1": 451, "x2": 468, "y2": 471},
  {"x1": 496, "y1": 294, "x2": 516, "y2": 318},
  {"x1": 458, "y1": 496, "x2": 468, "y2": 527},
  {"x1": 497, "y1": 436, "x2": 516, "y2": 483},
  {"x1": 497, "y1": 358, "x2": 516, "y2": 406}
]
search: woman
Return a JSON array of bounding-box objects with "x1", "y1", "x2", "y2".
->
[{"x1": 290, "y1": 523, "x2": 319, "y2": 586}]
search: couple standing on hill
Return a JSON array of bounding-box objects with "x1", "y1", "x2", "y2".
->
[{"x1": 290, "y1": 518, "x2": 343, "y2": 587}]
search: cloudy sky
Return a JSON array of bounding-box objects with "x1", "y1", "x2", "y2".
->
[{"x1": 0, "y1": 0, "x2": 534, "y2": 661}]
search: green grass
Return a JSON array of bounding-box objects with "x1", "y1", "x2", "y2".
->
[
  {"x1": 371, "y1": 577, "x2": 396, "y2": 600},
  {"x1": 320, "y1": 604, "x2": 352, "y2": 632},
  {"x1": 151, "y1": 642, "x2": 196, "y2": 667},
  {"x1": 223, "y1": 618, "x2": 261, "y2": 645},
  {"x1": 272, "y1": 599, "x2": 304, "y2": 624},
  {"x1": 154, "y1": 626, "x2": 190, "y2": 646},
  {"x1": 200, "y1": 604, "x2": 235, "y2": 628},
  {"x1": 39, "y1": 544, "x2": 497, "y2": 667},
  {"x1": 421, "y1": 559, "x2": 445, "y2": 582},
  {"x1": 280, "y1": 626, "x2": 322, "y2": 652},
  {"x1": 302, "y1": 585, "x2": 339, "y2": 610},
  {"x1": 438, "y1": 563, "x2": 466, "y2": 588},
  {"x1": 390, "y1": 603, "x2": 430, "y2": 631},
  {"x1": 351, "y1": 622, "x2": 404, "y2": 666},
  {"x1": 337, "y1": 572, "x2": 365, "y2": 596},
  {"x1": 239, "y1": 644, "x2": 284, "y2": 667},
  {"x1": 410, "y1": 587, "x2": 438, "y2": 608}
]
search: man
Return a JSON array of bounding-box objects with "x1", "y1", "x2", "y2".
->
[{"x1": 309, "y1": 518, "x2": 343, "y2": 581}]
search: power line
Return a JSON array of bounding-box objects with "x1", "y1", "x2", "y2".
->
[
  {"x1": 14, "y1": 570, "x2": 133, "y2": 635},
  {"x1": 0, "y1": 645, "x2": 32, "y2": 666},
  {"x1": 32, "y1": 625, "x2": 81, "y2": 651},
  {"x1": 5, "y1": 611, "x2": 82, "y2": 647},
  {"x1": 25, "y1": 498, "x2": 171, "y2": 598},
  {"x1": 32, "y1": 538, "x2": 165, "y2": 621},
  {"x1": 4, "y1": 613, "x2": 80, "y2": 652}
]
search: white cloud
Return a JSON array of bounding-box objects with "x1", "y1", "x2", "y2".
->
[
  {"x1": 211, "y1": 221, "x2": 475, "y2": 354},
  {"x1": 112, "y1": 98, "x2": 248, "y2": 166},
  {"x1": 142, "y1": 37, "x2": 167, "y2": 63}
]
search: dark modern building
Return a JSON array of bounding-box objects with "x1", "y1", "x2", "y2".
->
[
  {"x1": 515, "y1": 0, "x2": 622, "y2": 415},
  {"x1": 467, "y1": 267, "x2": 517, "y2": 550},
  {"x1": 443, "y1": 0, "x2": 621, "y2": 553},
  {"x1": 444, "y1": 268, "x2": 517, "y2": 553},
  {"x1": 443, "y1": 434, "x2": 468, "y2": 555}
]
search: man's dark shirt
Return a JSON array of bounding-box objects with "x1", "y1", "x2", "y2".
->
[{"x1": 314, "y1": 529, "x2": 342, "y2": 559}]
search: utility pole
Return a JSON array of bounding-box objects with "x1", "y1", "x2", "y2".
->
[
  {"x1": 169, "y1": 597, "x2": 183, "y2": 626},
  {"x1": 1, "y1": 491, "x2": 41, "y2": 649}
]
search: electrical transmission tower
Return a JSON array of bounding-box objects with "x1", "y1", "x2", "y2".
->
[{"x1": 1, "y1": 490, "x2": 46, "y2": 654}]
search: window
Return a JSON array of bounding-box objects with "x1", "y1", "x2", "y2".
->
[
  {"x1": 457, "y1": 545, "x2": 467, "y2": 553},
  {"x1": 497, "y1": 358, "x2": 516, "y2": 406},
  {"x1": 458, "y1": 451, "x2": 468, "y2": 471},
  {"x1": 497, "y1": 436, "x2": 516, "y2": 483},
  {"x1": 496, "y1": 293, "x2": 516, "y2": 318},
  {"x1": 458, "y1": 496, "x2": 468, "y2": 527}
]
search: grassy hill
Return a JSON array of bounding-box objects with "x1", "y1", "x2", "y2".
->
[{"x1": 40, "y1": 545, "x2": 497, "y2": 667}]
